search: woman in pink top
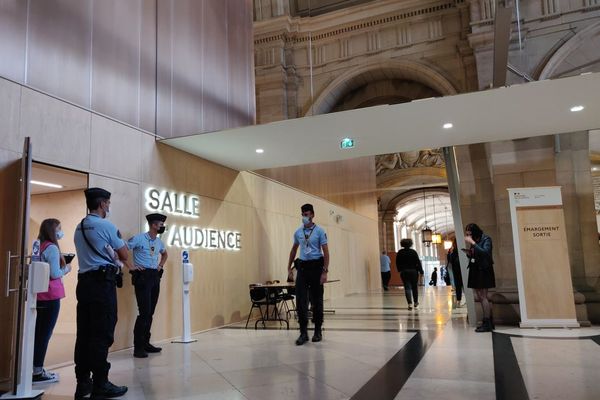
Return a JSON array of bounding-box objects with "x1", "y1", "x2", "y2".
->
[{"x1": 32, "y1": 219, "x2": 72, "y2": 384}]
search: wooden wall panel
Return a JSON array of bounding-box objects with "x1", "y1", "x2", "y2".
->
[
  {"x1": 27, "y1": 0, "x2": 93, "y2": 107},
  {"x1": 91, "y1": 0, "x2": 144, "y2": 127},
  {"x1": 256, "y1": 156, "x2": 379, "y2": 220},
  {"x1": 0, "y1": 0, "x2": 255, "y2": 137}
]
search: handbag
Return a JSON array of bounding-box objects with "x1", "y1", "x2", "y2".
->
[{"x1": 37, "y1": 241, "x2": 66, "y2": 301}]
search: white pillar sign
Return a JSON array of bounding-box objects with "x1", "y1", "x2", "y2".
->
[{"x1": 508, "y1": 187, "x2": 578, "y2": 328}]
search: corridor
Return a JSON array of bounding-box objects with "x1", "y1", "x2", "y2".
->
[{"x1": 38, "y1": 288, "x2": 600, "y2": 400}]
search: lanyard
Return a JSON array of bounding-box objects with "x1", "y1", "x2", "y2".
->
[
  {"x1": 303, "y1": 226, "x2": 316, "y2": 247},
  {"x1": 147, "y1": 235, "x2": 157, "y2": 258}
]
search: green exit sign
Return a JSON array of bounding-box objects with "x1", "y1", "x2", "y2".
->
[{"x1": 340, "y1": 138, "x2": 355, "y2": 149}]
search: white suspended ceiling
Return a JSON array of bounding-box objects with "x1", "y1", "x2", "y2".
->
[
  {"x1": 162, "y1": 73, "x2": 600, "y2": 171},
  {"x1": 31, "y1": 163, "x2": 88, "y2": 195}
]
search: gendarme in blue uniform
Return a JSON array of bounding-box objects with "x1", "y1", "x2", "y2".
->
[
  {"x1": 294, "y1": 224, "x2": 327, "y2": 261},
  {"x1": 127, "y1": 233, "x2": 166, "y2": 269},
  {"x1": 74, "y1": 214, "x2": 125, "y2": 273}
]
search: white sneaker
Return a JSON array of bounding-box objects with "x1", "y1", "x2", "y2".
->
[
  {"x1": 414, "y1": 303, "x2": 419, "y2": 309},
  {"x1": 459, "y1": 299, "x2": 466, "y2": 307},
  {"x1": 32, "y1": 369, "x2": 59, "y2": 384},
  {"x1": 408, "y1": 304, "x2": 413, "y2": 310}
]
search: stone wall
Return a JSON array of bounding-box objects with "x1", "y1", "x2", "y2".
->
[
  {"x1": 254, "y1": 0, "x2": 478, "y2": 123},
  {"x1": 467, "y1": 0, "x2": 600, "y2": 88}
]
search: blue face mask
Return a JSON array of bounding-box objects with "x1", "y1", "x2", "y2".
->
[
  {"x1": 302, "y1": 216, "x2": 311, "y2": 225},
  {"x1": 56, "y1": 230, "x2": 64, "y2": 240}
]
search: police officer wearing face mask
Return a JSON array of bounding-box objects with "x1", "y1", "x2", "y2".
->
[
  {"x1": 73, "y1": 188, "x2": 136, "y2": 399},
  {"x1": 127, "y1": 213, "x2": 169, "y2": 358},
  {"x1": 287, "y1": 204, "x2": 329, "y2": 345}
]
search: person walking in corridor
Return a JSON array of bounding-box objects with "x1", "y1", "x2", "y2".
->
[
  {"x1": 430, "y1": 267, "x2": 438, "y2": 286},
  {"x1": 396, "y1": 239, "x2": 423, "y2": 310},
  {"x1": 448, "y1": 239, "x2": 465, "y2": 306},
  {"x1": 380, "y1": 251, "x2": 391, "y2": 291}
]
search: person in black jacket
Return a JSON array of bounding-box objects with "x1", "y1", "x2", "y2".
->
[
  {"x1": 464, "y1": 223, "x2": 496, "y2": 332},
  {"x1": 430, "y1": 268, "x2": 438, "y2": 286},
  {"x1": 396, "y1": 239, "x2": 424, "y2": 310},
  {"x1": 448, "y1": 238, "x2": 465, "y2": 306}
]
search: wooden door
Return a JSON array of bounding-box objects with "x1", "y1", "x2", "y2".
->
[{"x1": 0, "y1": 138, "x2": 32, "y2": 395}]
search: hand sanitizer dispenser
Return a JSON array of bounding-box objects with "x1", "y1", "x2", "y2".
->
[
  {"x1": 30, "y1": 261, "x2": 50, "y2": 294},
  {"x1": 172, "y1": 250, "x2": 197, "y2": 344},
  {"x1": 183, "y1": 262, "x2": 194, "y2": 284}
]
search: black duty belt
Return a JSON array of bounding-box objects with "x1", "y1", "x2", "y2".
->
[
  {"x1": 79, "y1": 265, "x2": 120, "y2": 280},
  {"x1": 298, "y1": 258, "x2": 324, "y2": 268},
  {"x1": 134, "y1": 268, "x2": 160, "y2": 274}
]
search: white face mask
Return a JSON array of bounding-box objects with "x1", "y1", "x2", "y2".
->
[
  {"x1": 302, "y1": 216, "x2": 311, "y2": 225},
  {"x1": 104, "y1": 205, "x2": 111, "y2": 219},
  {"x1": 56, "y1": 230, "x2": 64, "y2": 240}
]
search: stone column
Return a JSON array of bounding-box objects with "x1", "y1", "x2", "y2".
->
[{"x1": 555, "y1": 132, "x2": 600, "y2": 289}]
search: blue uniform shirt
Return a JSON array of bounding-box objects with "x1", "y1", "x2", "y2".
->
[
  {"x1": 294, "y1": 224, "x2": 327, "y2": 261},
  {"x1": 380, "y1": 254, "x2": 391, "y2": 272},
  {"x1": 127, "y1": 232, "x2": 166, "y2": 269},
  {"x1": 74, "y1": 214, "x2": 125, "y2": 273}
]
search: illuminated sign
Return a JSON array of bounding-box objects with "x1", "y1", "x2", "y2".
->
[
  {"x1": 340, "y1": 138, "x2": 355, "y2": 149},
  {"x1": 167, "y1": 226, "x2": 241, "y2": 251},
  {"x1": 145, "y1": 188, "x2": 200, "y2": 218},
  {"x1": 144, "y1": 187, "x2": 241, "y2": 251}
]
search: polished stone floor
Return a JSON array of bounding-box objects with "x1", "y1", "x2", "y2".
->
[{"x1": 36, "y1": 286, "x2": 600, "y2": 399}]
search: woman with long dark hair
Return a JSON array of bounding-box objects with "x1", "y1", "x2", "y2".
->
[
  {"x1": 464, "y1": 223, "x2": 495, "y2": 332},
  {"x1": 33, "y1": 218, "x2": 72, "y2": 384},
  {"x1": 396, "y1": 238, "x2": 424, "y2": 310}
]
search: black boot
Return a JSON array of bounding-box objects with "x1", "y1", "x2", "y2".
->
[
  {"x1": 489, "y1": 315, "x2": 496, "y2": 330},
  {"x1": 312, "y1": 326, "x2": 322, "y2": 342},
  {"x1": 475, "y1": 318, "x2": 492, "y2": 333},
  {"x1": 133, "y1": 347, "x2": 148, "y2": 358},
  {"x1": 91, "y1": 381, "x2": 128, "y2": 398},
  {"x1": 296, "y1": 327, "x2": 309, "y2": 345},
  {"x1": 145, "y1": 343, "x2": 162, "y2": 353},
  {"x1": 296, "y1": 333, "x2": 309, "y2": 345},
  {"x1": 74, "y1": 379, "x2": 93, "y2": 399}
]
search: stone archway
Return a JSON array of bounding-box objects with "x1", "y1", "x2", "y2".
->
[
  {"x1": 538, "y1": 20, "x2": 600, "y2": 80},
  {"x1": 305, "y1": 59, "x2": 459, "y2": 116}
]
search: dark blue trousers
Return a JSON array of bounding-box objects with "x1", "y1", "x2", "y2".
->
[{"x1": 34, "y1": 299, "x2": 61, "y2": 369}]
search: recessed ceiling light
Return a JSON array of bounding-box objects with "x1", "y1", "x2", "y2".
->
[
  {"x1": 255, "y1": 149, "x2": 264, "y2": 154},
  {"x1": 30, "y1": 180, "x2": 63, "y2": 189},
  {"x1": 570, "y1": 105, "x2": 584, "y2": 112},
  {"x1": 443, "y1": 123, "x2": 453, "y2": 129}
]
